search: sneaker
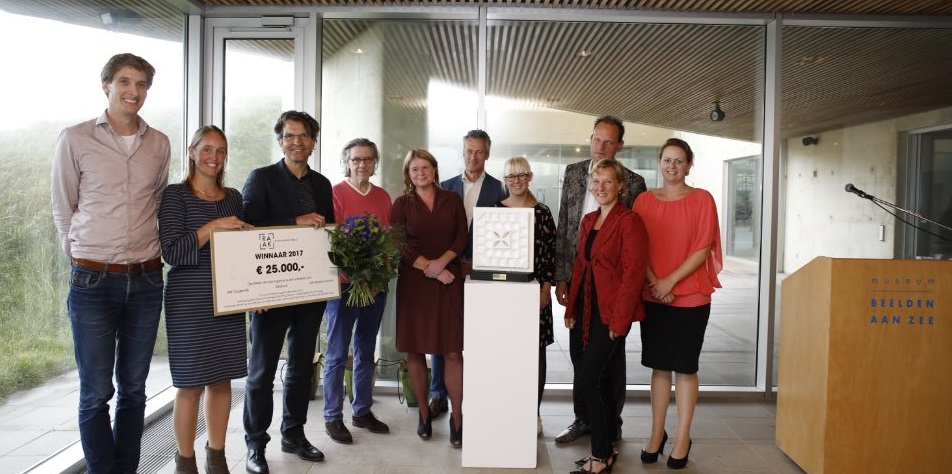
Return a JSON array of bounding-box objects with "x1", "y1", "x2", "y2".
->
[
  {"x1": 325, "y1": 420, "x2": 353, "y2": 444},
  {"x1": 352, "y1": 412, "x2": 390, "y2": 434},
  {"x1": 428, "y1": 397, "x2": 448, "y2": 419},
  {"x1": 554, "y1": 418, "x2": 590, "y2": 444}
]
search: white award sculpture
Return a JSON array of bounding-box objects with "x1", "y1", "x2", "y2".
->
[{"x1": 470, "y1": 207, "x2": 535, "y2": 282}]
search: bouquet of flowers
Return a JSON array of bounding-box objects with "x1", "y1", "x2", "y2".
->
[{"x1": 326, "y1": 212, "x2": 404, "y2": 307}]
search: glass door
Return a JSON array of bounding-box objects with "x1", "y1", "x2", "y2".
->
[
  {"x1": 206, "y1": 17, "x2": 311, "y2": 188},
  {"x1": 913, "y1": 129, "x2": 952, "y2": 258}
]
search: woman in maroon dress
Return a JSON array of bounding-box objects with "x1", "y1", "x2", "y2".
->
[{"x1": 391, "y1": 149, "x2": 468, "y2": 448}]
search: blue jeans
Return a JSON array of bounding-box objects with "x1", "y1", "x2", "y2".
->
[
  {"x1": 322, "y1": 286, "x2": 387, "y2": 421},
  {"x1": 67, "y1": 266, "x2": 163, "y2": 474},
  {"x1": 429, "y1": 354, "x2": 447, "y2": 399},
  {"x1": 244, "y1": 302, "x2": 324, "y2": 449}
]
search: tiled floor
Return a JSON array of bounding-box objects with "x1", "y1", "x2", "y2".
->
[
  {"x1": 1, "y1": 358, "x2": 173, "y2": 473},
  {"x1": 2, "y1": 361, "x2": 806, "y2": 474},
  {"x1": 149, "y1": 386, "x2": 804, "y2": 474}
]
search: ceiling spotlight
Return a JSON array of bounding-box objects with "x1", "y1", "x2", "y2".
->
[
  {"x1": 577, "y1": 50, "x2": 592, "y2": 59},
  {"x1": 709, "y1": 101, "x2": 726, "y2": 122}
]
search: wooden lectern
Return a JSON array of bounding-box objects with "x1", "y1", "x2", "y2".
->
[{"x1": 776, "y1": 257, "x2": 952, "y2": 473}]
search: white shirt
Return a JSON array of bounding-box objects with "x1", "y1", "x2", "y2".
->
[
  {"x1": 582, "y1": 160, "x2": 599, "y2": 215},
  {"x1": 462, "y1": 172, "x2": 485, "y2": 226}
]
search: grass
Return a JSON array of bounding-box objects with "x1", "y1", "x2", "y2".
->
[
  {"x1": 0, "y1": 123, "x2": 171, "y2": 402},
  {"x1": 0, "y1": 131, "x2": 75, "y2": 400}
]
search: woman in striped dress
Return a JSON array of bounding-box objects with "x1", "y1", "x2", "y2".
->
[{"x1": 159, "y1": 125, "x2": 253, "y2": 474}]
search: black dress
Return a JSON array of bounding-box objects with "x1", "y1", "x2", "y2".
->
[{"x1": 495, "y1": 201, "x2": 557, "y2": 347}]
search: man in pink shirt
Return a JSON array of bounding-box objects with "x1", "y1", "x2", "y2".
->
[{"x1": 50, "y1": 53, "x2": 171, "y2": 474}]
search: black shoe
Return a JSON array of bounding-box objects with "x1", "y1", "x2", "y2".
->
[
  {"x1": 353, "y1": 412, "x2": 390, "y2": 434},
  {"x1": 325, "y1": 420, "x2": 353, "y2": 444},
  {"x1": 666, "y1": 439, "x2": 692, "y2": 469},
  {"x1": 280, "y1": 436, "x2": 325, "y2": 462},
  {"x1": 428, "y1": 397, "x2": 448, "y2": 418},
  {"x1": 245, "y1": 448, "x2": 268, "y2": 474},
  {"x1": 449, "y1": 414, "x2": 462, "y2": 449},
  {"x1": 575, "y1": 450, "x2": 617, "y2": 467},
  {"x1": 640, "y1": 430, "x2": 668, "y2": 463},
  {"x1": 417, "y1": 411, "x2": 433, "y2": 440},
  {"x1": 555, "y1": 418, "x2": 590, "y2": 444},
  {"x1": 570, "y1": 454, "x2": 615, "y2": 474}
]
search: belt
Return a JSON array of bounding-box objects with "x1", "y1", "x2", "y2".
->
[{"x1": 71, "y1": 257, "x2": 163, "y2": 274}]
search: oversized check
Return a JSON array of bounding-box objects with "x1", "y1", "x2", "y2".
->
[{"x1": 210, "y1": 226, "x2": 341, "y2": 315}]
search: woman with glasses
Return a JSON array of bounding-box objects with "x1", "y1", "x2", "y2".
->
[
  {"x1": 321, "y1": 138, "x2": 393, "y2": 445},
  {"x1": 565, "y1": 159, "x2": 648, "y2": 474},
  {"x1": 633, "y1": 138, "x2": 722, "y2": 470},
  {"x1": 159, "y1": 126, "x2": 252, "y2": 474},
  {"x1": 495, "y1": 157, "x2": 557, "y2": 436},
  {"x1": 391, "y1": 149, "x2": 468, "y2": 448}
]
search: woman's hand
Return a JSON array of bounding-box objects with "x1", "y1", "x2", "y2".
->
[
  {"x1": 540, "y1": 289, "x2": 551, "y2": 309},
  {"x1": 212, "y1": 216, "x2": 253, "y2": 231},
  {"x1": 423, "y1": 257, "x2": 447, "y2": 278},
  {"x1": 564, "y1": 317, "x2": 575, "y2": 329},
  {"x1": 650, "y1": 277, "x2": 675, "y2": 301},
  {"x1": 609, "y1": 329, "x2": 619, "y2": 340},
  {"x1": 435, "y1": 269, "x2": 455, "y2": 285}
]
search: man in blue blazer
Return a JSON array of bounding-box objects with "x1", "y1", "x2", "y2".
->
[
  {"x1": 425, "y1": 129, "x2": 508, "y2": 418},
  {"x1": 242, "y1": 111, "x2": 335, "y2": 474}
]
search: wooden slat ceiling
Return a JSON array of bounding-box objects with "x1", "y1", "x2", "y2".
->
[
  {"x1": 3, "y1": 0, "x2": 951, "y2": 140},
  {"x1": 203, "y1": 0, "x2": 952, "y2": 16}
]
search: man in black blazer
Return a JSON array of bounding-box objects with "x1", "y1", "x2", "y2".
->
[
  {"x1": 423, "y1": 129, "x2": 508, "y2": 419},
  {"x1": 242, "y1": 111, "x2": 335, "y2": 474}
]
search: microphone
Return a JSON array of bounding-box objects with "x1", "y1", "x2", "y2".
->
[{"x1": 845, "y1": 183, "x2": 870, "y2": 199}]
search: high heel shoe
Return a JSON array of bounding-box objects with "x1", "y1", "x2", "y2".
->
[
  {"x1": 640, "y1": 430, "x2": 668, "y2": 463},
  {"x1": 417, "y1": 411, "x2": 432, "y2": 440},
  {"x1": 666, "y1": 439, "x2": 692, "y2": 469},
  {"x1": 575, "y1": 449, "x2": 618, "y2": 467},
  {"x1": 570, "y1": 454, "x2": 614, "y2": 474},
  {"x1": 449, "y1": 414, "x2": 463, "y2": 448}
]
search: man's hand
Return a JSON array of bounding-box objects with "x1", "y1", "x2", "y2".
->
[
  {"x1": 295, "y1": 212, "x2": 327, "y2": 228},
  {"x1": 555, "y1": 280, "x2": 569, "y2": 306}
]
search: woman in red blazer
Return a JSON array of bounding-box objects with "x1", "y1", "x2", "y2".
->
[{"x1": 565, "y1": 159, "x2": 648, "y2": 474}]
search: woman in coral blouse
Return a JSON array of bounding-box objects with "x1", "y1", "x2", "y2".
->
[
  {"x1": 565, "y1": 159, "x2": 648, "y2": 474},
  {"x1": 632, "y1": 138, "x2": 723, "y2": 470}
]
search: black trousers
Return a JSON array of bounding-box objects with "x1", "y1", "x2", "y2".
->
[
  {"x1": 570, "y1": 323, "x2": 625, "y2": 430},
  {"x1": 244, "y1": 303, "x2": 325, "y2": 448},
  {"x1": 575, "y1": 312, "x2": 625, "y2": 459}
]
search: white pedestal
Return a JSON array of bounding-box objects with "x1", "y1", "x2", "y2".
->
[{"x1": 462, "y1": 278, "x2": 539, "y2": 468}]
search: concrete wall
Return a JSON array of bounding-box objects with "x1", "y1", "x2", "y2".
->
[{"x1": 781, "y1": 106, "x2": 952, "y2": 273}]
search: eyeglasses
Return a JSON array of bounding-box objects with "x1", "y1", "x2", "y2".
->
[
  {"x1": 281, "y1": 133, "x2": 310, "y2": 142},
  {"x1": 349, "y1": 157, "x2": 375, "y2": 164},
  {"x1": 504, "y1": 173, "x2": 529, "y2": 182}
]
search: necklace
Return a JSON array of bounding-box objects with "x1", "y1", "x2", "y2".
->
[{"x1": 194, "y1": 186, "x2": 221, "y2": 200}]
